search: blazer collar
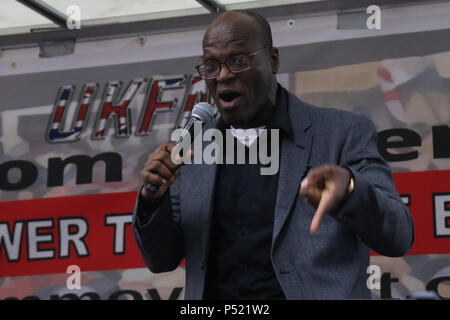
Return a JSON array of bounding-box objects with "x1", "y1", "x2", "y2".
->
[
  {"x1": 286, "y1": 89, "x2": 312, "y2": 149},
  {"x1": 272, "y1": 90, "x2": 314, "y2": 247}
]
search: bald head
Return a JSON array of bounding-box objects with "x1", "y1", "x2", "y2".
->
[{"x1": 204, "y1": 10, "x2": 273, "y2": 49}]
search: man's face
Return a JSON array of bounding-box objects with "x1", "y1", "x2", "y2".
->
[{"x1": 202, "y1": 14, "x2": 278, "y2": 128}]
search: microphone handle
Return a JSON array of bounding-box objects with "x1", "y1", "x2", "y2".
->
[
  {"x1": 145, "y1": 117, "x2": 199, "y2": 194},
  {"x1": 145, "y1": 182, "x2": 160, "y2": 194}
]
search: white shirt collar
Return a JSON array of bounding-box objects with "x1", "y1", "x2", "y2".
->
[{"x1": 230, "y1": 125, "x2": 266, "y2": 147}]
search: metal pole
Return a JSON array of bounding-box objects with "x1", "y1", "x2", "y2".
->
[
  {"x1": 196, "y1": 0, "x2": 226, "y2": 13},
  {"x1": 16, "y1": 0, "x2": 68, "y2": 29}
]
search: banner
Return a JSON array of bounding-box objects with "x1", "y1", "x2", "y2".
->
[
  {"x1": 1, "y1": 46, "x2": 450, "y2": 299},
  {"x1": 0, "y1": 169, "x2": 449, "y2": 279}
]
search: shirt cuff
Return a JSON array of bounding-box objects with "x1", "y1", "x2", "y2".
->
[
  {"x1": 135, "y1": 185, "x2": 169, "y2": 225},
  {"x1": 329, "y1": 165, "x2": 356, "y2": 221}
]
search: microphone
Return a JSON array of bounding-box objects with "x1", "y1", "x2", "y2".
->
[{"x1": 145, "y1": 102, "x2": 215, "y2": 194}]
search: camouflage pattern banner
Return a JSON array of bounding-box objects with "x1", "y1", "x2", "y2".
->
[{"x1": 0, "y1": 48, "x2": 450, "y2": 299}]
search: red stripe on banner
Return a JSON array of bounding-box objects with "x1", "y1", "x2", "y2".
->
[
  {"x1": 0, "y1": 170, "x2": 449, "y2": 277},
  {"x1": 53, "y1": 106, "x2": 65, "y2": 123},
  {"x1": 76, "y1": 104, "x2": 89, "y2": 121},
  {"x1": 0, "y1": 192, "x2": 144, "y2": 277},
  {"x1": 388, "y1": 170, "x2": 450, "y2": 255}
]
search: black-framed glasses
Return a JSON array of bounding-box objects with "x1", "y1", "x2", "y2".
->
[{"x1": 196, "y1": 44, "x2": 272, "y2": 80}]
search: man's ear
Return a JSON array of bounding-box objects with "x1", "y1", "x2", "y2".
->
[{"x1": 271, "y1": 47, "x2": 280, "y2": 74}]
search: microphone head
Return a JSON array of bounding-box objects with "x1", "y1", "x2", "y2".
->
[{"x1": 191, "y1": 102, "x2": 215, "y2": 123}]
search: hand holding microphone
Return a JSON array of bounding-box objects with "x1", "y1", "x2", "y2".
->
[
  {"x1": 141, "y1": 141, "x2": 180, "y2": 201},
  {"x1": 141, "y1": 102, "x2": 214, "y2": 202}
]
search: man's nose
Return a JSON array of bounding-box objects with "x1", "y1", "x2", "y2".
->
[{"x1": 216, "y1": 63, "x2": 235, "y2": 82}]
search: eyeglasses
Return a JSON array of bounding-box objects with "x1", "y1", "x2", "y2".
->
[{"x1": 196, "y1": 44, "x2": 272, "y2": 80}]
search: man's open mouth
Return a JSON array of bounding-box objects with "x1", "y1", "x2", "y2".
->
[{"x1": 218, "y1": 90, "x2": 241, "y2": 107}]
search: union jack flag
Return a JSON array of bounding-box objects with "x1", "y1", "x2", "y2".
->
[
  {"x1": 136, "y1": 77, "x2": 185, "y2": 135},
  {"x1": 93, "y1": 80, "x2": 143, "y2": 139},
  {"x1": 46, "y1": 84, "x2": 96, "y2": 143}
]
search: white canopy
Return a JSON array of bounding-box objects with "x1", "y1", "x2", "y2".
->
[{"x1": 0, "y1": 0, "x2": 321, "y2": 35}]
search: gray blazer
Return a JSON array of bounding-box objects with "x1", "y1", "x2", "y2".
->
[{"x1": 133, "y1": 90, "x2": 414, "y2": 299}]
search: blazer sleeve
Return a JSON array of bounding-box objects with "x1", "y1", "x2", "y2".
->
[
  {"x1": 132, "y1": 178, "x2": 184, "y2": 273},
  {"x1": 334, "y1": 115, "x2": 414, "y2": 257}
]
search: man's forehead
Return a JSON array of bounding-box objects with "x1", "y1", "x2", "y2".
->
[{"x1": 203, "y1": 37, "x2": 250, "y2": 52}]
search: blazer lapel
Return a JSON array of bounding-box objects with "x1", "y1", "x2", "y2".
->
[
  {"x1": 188, "y1": 159, "x2": 217, "y2": 260},
  {"x1": 191, "y1": 119, "x2": 222, "y2": 261},
  {"x1": 272, "y1": 94, "x2": 313, "y2": 248}
]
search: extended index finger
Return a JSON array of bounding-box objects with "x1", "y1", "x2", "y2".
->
[{"x1": 309, "y1": 190, "x2": 335, "y2": 234}]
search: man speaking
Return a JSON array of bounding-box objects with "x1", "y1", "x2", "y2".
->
[{"x1": 133, "y1": 10, "x2": 414, "y2": 299}]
